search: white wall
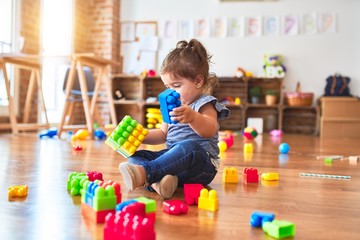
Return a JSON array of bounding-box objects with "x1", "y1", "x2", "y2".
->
[{"x1": 120, "y1": 0, "x2": 360, "y2": 100}]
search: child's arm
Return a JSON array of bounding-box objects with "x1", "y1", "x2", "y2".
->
[
  {"x1": 143, "y1": 123, "x2": 168, "y2": 145},
  {"x1": 170, "y1": 103, "x2": 218, "y2": 138}
]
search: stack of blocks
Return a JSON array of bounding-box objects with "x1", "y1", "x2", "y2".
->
[
  {"x1": 158, "y1": 89, "x2": 181, "y2": 124},
  {"x1": 104, "y1": 197, "x2": 156, "y2": 240},
  {"x1": 81, "y1": 180, "x2": 121, "y2": 223},
  {"x1": 67, "y1": 171, "x2": 104, "y2": 196},
  {"x1": 105, "y1": 115, "x2": 149, "y2": 158}
]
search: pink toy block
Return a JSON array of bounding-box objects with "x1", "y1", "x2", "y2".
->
[
  {"x1": 104, "y1": 203, "x2": 156, "y2": 240},
  {"x1": 184, "y1": 184, "x2": 204, "y2": 205},
  {"x1": 162, "y1": 199, "x2": 188, "y2": 215},
  {"x1": 243, "y1": 167, "x2": 259, "y2": 184},
  {"x1": 87, "y1": 171, "x2": 103, "y2": 181},
  {"x1": 81, "y1": 203, "x2": 115, "y2": 224},
  {"x1": 97, "y1": 180, "x2": 122, "y2": 204}
]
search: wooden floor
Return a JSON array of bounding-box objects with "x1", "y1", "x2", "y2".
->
[{"x1": 1, "y1": 132, "x2": 360, "y2": 240}]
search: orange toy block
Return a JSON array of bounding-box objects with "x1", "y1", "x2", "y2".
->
[{"x1": 222, "y1": 167, "x2": 239, "y2": 183}]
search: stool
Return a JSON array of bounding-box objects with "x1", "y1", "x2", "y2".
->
[
  {"x1": 58, "y1": 54, "x2": 119, "y2": 138},
  {"x1": 0, "y1": 53, "x2": 49, "y2": 134}
]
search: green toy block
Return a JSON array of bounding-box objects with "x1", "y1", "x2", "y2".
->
[
  {"x1": 135, "y1": 196, "x2": 156, "y2": 213},
  {"x1": 67, "y1": 172, "x2": 88, "y2": 196},
  {"x1": 105, "y1": 115, "x2": 148, "y2": 158},
  {"x1": 262, "y1": 220, "x2": 295, "y2": 239},
  {"x1": 81, "y1": 180, "x2": 117, "y2": 211}
]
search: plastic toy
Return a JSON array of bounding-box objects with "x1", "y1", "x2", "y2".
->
[
  {"x1": 73, "y1": 145, "x2": 83, "y2": 151},
  {"x1": 67, "y1": 172, "x2": 88, "y2": 196},
  {"x1": 87, "y1": 171, "x2": 103, "y2": 182},
  {"x1": 278, "y1": 143, "x2": 290, "y2": 154},
  {"x1": 116, "y1": 199, "x2": 138, "y2": 212},
  {"x1": 222, "y1": 167, "x2": 239, "y2": 183},
  {"x1": 198, "y1": 189, "x2": 218, "y2": 212},
  {"x1": 39, "y1": 127, "x2": 58, "y2": 139},
  {"x1": 94, "y1": 129, "x2": 107, "y2": 140},
  {"x1": 270, "y1": 129, "x2": 282, "y2": 137},
  {"x1": 250, "y1": 211, "x2": 275, "y2": 227},
  {"x1": 158, "y1": 89, "x2": 181, "y2": 124},
  {"x1": 104, "y1": 208, "x2": 156, "y2": 240},
  {"x1": 299, "y1": 173, "x2": 351, "y2": 179},
  {"x1": 71, "y1": 129, "x2": 89, "y2": 141},
  {"x1": 218, "y1": 131, "x2": 234, "y2": 152},
  {"x1": 105, "y1": 115, "x2": 149, "y2": 158},
  {"x1": 97, "y1": 180, "x2": 122, "y2": 204},
  {"x1": 218, "y1": 141, "x2": 227, "y2": 152},
  {"x1": 263, "y1": 54, "x2": 286, "y2": 78},
  {"x1": 184, "y1": 183, "x2": 204, "y2": 205},
  {"x1": 243, "y1": 127, "x2": 258, "y2": 141},
  {"x1": 8, "y1": 185, "x2": 28, "y2": 197},
  {"x1": 162, "y1": 199, "x2": 188, "y2": 215},
  {"x1": 244, "y1": 143, "x2": 253, "y2": 153},
  {"x1": 243, "y1": 167, "x2": 259, "y2": 184},
  {"x1": 262, "y1": 220, "x2": 295, "y2": 239},
  {"x1": 146, "y1": 108, "x2": 162, "y2": 129},
  {"x1": 135, "y1": 196, "x2": 156, "y2": 214},
  {"x1": 261, "y1": 172, "x2": 279, "y2": 181}
]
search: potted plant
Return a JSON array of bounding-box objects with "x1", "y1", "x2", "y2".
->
[
  {"x1": 249, "y1": 86, "x2": 262, "y2": 104},
  {"x1": 265, "y1": 89, "x2": 277, "y2": 105}
]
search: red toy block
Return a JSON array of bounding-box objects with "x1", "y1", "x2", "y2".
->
[
  {"x1": 81, "y1": 203, "x2": 115, "y2": 224},
  {"x1": 184, "y1": 184, "x2": 204, "y2": 205},
  {"x1": 162, "y1": 199, "x2": 188, "y2": 215},
  {"x1": 122, "y1": 202, "x2": 156, "y2": 222},
  {"x1": 243, "y1": 167, "x2": 259, "y2": 184},
  {"x1": 87, "y1": 171, "x2": 103, "y2": 182}
]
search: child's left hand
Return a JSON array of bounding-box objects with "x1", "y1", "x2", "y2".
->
[{"x1": 170, "y1": 105, "x2": 195, "y2": 124}]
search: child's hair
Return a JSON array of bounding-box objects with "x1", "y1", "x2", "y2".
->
[{"x1": 160, "y1": 39, "x2": 219, "y2": 94}]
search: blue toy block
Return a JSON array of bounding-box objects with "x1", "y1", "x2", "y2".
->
[
  {"x1": 39, "y1": 127, "x2": 58, "y2": 139},
  {"x1": 158, "y1": 89, "x2": 181, "y2": 124},
  {"x1": 116, "y1": 199, "x2": 138, "y2": 212},
  {"x1": 250, "y1": 211, "x2": 275, "y2": 227},
  {"x1": 94, "y1": 129, "x2": 107, "y2": 140}
]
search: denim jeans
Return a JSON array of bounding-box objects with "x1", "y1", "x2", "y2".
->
[{"x1": 127, "y1": 139, "x2": 217, "y2": 187}]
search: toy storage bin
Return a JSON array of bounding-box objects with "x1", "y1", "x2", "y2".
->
[{"x1": 285, "y1": 82, "x2": 313, "y2": 106}]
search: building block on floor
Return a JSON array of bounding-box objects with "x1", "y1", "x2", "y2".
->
[
  {"x1": 135, "y1": 196, "x2": 156, "y2": 214},
  {"x1": 116, "y1": 199, "x2": 138, "y2": 212},
  {"x1": 262, "y1": 220, "x2": 295, "y2": 239},
  {"x1": 81, "y1": 203, "x2": 115, "y2": 224},
  {"x1": 96, "y1": 180, "x2": 122, "y2": 204},
  {"x1": 8, "y1": 185, "x2": 28, "y2": 197},
  {"x1": 104, "y1": 210, "x2": 156, "y2": 240},
  {"x1": 87, "y1": 171, "x2": 103, "y2": 182},
  {"x1": 184, "y1": 183, "x2": 204, "y2": 205},
  {"x1": 67, "y1": 172, "x2": 88, "y2": 196},
  {"x1": 250, "y1": 211, "x2": 275, "y2": 227},
  {"x1": 261, "y1": 172, "x2": 279, "y2": 181},
  {"x1": 158, "y1": 89, "x2": 181, "y2": 124},
  {"x1": 198, "y1": 189, "x2": 218, "y2": 212},
  {"x1": 243, "y1": 167, "x2": 259, "y2": 184},
  {"x1": 82, "y1": 181, "x2": 117, "y2": 211},
  {"x1": 244, "y1": 143, "x2": 253, "y2": 153},
  {"x1": 105, "y1": 115, "x2": 149, "y2": 158},
  {"x1": 162, "y1": 199, "x2": 188, "y2": 215},
  {"x1": 222, "y1": 167, "x2": 239, "y2": 183}
]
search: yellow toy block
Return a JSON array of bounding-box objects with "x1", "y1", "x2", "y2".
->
[
  {"x1": 222, "y1": 167, "x2": 239, "y2": 183},
  {"x1": 244, "y1": 143, "x2": 253, "y2": 153},
  {"x1": 8, "y1": 185, "x2": 28, "y2": 197},
  {"x1": 198, "y1": 189, "x2": 218, "y2": 212},
  {"x1": 261, "y1": 172, "x2": 279, "y2": 181},
  {"x1": 105, "y1": 115, "x2": 148, "y2": 158}
]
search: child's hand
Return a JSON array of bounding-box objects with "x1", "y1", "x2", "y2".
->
[{"x1": 170, "y1": 105, "x2": 195, "y2": 124}]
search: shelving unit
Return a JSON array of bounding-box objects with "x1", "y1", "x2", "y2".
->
[{"x1": 111, "y1": 74, "x2": 318, "y2": 134}]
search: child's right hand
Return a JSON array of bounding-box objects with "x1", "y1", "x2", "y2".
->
[{"x1": 170, "y1": 104, "x2": 195, "y2": 124}]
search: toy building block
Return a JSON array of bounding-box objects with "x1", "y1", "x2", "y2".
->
[
  {"x1": 39, "y1": 127, "x2": 58, "y2": 139},
  {"x1": 243, "y1": 167, "x2": 259, "y2": 184},
  {"x1": 94, "y1": 129, "x2": 107, "y2": 140},
  {"x1": 8, "y1": 185, "x2": 28, "y2": 197},
  {"x1": 261, "y1": 172, "x2": 279, "y2": 181},
  {"x1": 184, "y1": 183, "x2": 204, "y2": 205},
  {"x1": 222, "y1": 167, "x2": 239, "y2": 183},
  {"x1": 123, "y1": 200, "x2": 156, "y2": 223},
  {"x1": 104, "y1": 211, "x2": 156, "y2": 240},
  {"x1": 162, "y1": 199, "x2": 188, "y2": 215},
  {"x1": 250, "y1": 211, "x2": 275, "y2": 227},
  {"x1": 135, "y1": 196, "x2": 156, "y2": 214},
  {"x1": 262, "y1": 220, "x2": 295, "y2": 239},
  {"x1": 116, "y1": 199, "x2": 138, "y2": 212},
  {"x1": 80, "y1": 180, "x2": 118, "y2": 223},
  {"x1": 97, "y1": 180, "x2": 122, "y2": 204},
  {"x1": 105, "y1": 115, "x2": 149, "y2": 158},
  {"x1": 244, "y1": 143, "x2": 253, "y2": 153},
  {"x1": 67, "y1": 172, "x2": 88, "y2": 196},
  {"x1": 158, "y1": 89, "x2": 181, "y2": 124},
  {"x1": 71, "y1": 129, "x2": 89, "y2": 141},
  {"x1": 87, "y1": 171, "x2": 103, "y2": 182},
  {"x1": 198, "y1": 189, "x2": 218, "y2": 212}
]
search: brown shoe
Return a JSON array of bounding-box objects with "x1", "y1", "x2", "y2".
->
[
  {"x1": 152, "y1": 175, "x2": 178, "y2": 199},
  {"x1": 118, "y1": 162, "x2": 141, "y2": 191}
]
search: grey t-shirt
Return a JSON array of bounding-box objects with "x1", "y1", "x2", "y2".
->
[{"x1": 166, "y1": 95, "x2": 230, "y2": 169}]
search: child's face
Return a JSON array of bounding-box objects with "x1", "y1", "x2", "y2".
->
[{"x1": 160, "y1": 73, "x2": 201, "y2": 105}]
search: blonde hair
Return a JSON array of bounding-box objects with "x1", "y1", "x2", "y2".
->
[{"x1": 160, "y1": 39, "x2": 219, "y2": 94}]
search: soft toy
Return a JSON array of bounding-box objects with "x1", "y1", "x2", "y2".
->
[{"x1": 263, "y1": 54, "x2": 286, "y2": 78}]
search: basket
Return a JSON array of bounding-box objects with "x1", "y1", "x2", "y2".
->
[{"x1": 285, "y1": 82, "x2": 313, "y2": 106}]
